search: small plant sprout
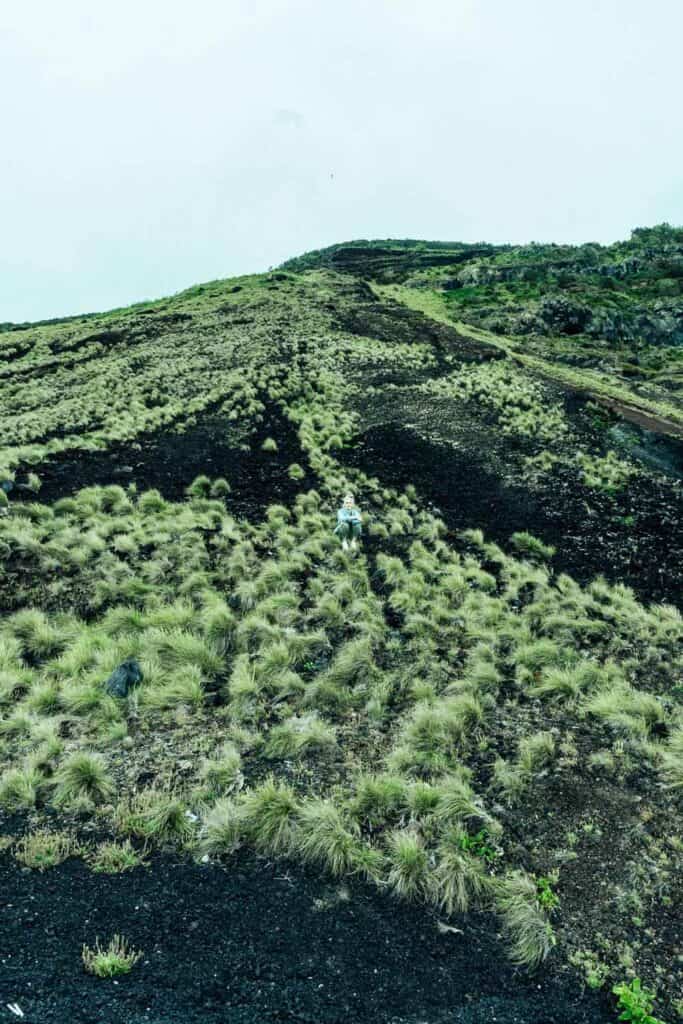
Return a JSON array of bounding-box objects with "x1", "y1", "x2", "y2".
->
[
  {"x1": 612, "y1": 978, "x2": 665, "y2": 1024},
  {"x1": 535, "y1": 873, "x2": 560, "y2": 912},
  {"x1": 82, "y1": 935, "x2": 143, "y2": 978}
]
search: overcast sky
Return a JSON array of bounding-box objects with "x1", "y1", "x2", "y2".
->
[{"x1": 2, "y1": 0, "x2": 682, "y2": 322}]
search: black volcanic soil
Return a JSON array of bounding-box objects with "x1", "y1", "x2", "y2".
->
[
  {"x1": 0, "y1": 848, "x2": 613, "y2": 1024},
  {"x1": 15, "y1": 409, "x2": 312, "y2": 516},
  {"x1": 346, "y1": 422, "x2": 683, "y2": 608}
]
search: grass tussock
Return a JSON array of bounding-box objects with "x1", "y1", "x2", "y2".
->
[
  {"x1": 496, "y1": 871, "x2": 556, "y2": 969},
  {"x1": 15, "y1": 830, "x2": 80, "y2": 871},
  {"x1": 82, "y1": 935, "x2": 143, "y2": 978}
]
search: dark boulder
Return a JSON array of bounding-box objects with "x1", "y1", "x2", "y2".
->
[{"x1": 105, "y1": 658, "x2": 143, "y2": 698}]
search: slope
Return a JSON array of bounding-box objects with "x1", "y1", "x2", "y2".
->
[{"x1": 0, "y1": 246, "x2": 681, "y2": 1022}]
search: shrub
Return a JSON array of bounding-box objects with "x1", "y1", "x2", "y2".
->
[
  {"x1": 261, "y1": 437, "x2": 278, "y2": 452},
  {"x1": 82, "y1": 935, "x2": 142, "y2": 978}
]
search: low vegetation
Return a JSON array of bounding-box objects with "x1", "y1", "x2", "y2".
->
[
  {"x1": 81, "y1": 935, "x2": 143, "y2": 978},
  {"x1": 1, "y1": 234, "x2": 682, "y2": 1015}
]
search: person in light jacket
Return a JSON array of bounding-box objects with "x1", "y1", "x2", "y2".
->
[{"x1": 334, "y1": 493, "x2": 362, "y2": 551}]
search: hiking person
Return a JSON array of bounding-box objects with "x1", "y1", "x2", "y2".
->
[{"x1": 334, "y1": 493, "x2": 362, "y2": 551}]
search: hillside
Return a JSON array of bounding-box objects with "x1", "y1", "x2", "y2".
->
[{"x1": 0, "y1": 230, "x2": 682, "y2": 1024}]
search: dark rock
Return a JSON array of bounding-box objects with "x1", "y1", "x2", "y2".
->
[{"x1": 105, "y1": 658, "x2": 143, "y2": 698}]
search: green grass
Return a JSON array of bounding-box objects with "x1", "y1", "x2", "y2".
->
[
  {"x1": 1, "y1": 242, "x2": 681, "y2": 1005},
  {"x1": 88, "y1": 841, "x2": 148, "y2": 873},
  {"x1": 15, "y1": 830, "x2": 79, "y2": 870},
  {"x1": 82, "y1": 935, "x2": 143, "y2": 978}
]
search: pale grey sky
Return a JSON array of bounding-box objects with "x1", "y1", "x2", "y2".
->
[{"x1": 2, "y1": 0, "x2": 682, "y2": 321}]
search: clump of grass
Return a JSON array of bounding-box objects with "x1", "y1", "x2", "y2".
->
[
  {"x1": 510, "y1": 532, "x2": 555, "y2": 560},
  {"x1": 492, "y1": 731, "x2": 556, "y2": 804},
  {"x1": 88, "y1": 840, "x2": 148, "y2": 873},
  {"x1": 186, "y1": 475, "x2": 212, "y2": 499},
  {"x1": 518, "y1": 732, "x2": 556, "y2": 775},
  {"x1": 7, "y1": 608, "x2": 70, "y2": 661},
  {"x1": 240, "y1": 780, "x2": 301, "y2": 855},
  {"x1": 52, "y1": 752, "x2": 115, "y2": 809},
  {"x1": 386, "y1": 829, "x2": 429, "y2": 900},
  {"x1": 15, "y1": 830, "x2": 79, "y2": 870},
  {"x1": 349, "y1": 774, "x2": 408, "y2": 827},
  {"x1": 200, "y1": 797, "x2": 245, "y2": 856},
  {"x1": 261, "y1": 437, "x2": 278, "y2": 452},
  {"x1": 209, "y1": 478, "x2": 231, "y2": 498},
  {"x1": 116, "y1": 789, "x2": 195, "y2": 844},
  {"x1": 295, "y1": 798, "x2": 362, "y2": 877},
  {"x1": 584, "y1": 683, "x2": 665, "y2": 738},
  {"x1": 661, "y1": 725, "x2": 683, "y2": 789},
  {"x1": 496, "y1": 871, "x2": 556, "y2": 969},
  {"x1": 430, "y1": 829, "x2": 491, "y2": 914},
  {"x1": 201, "y1": 781, "x2": 301, "y2": 857},
  {"x1": 0, "y1": 766, "x2": 42, "y2": 811},
  {"x1": 82, "y1": 935, "x2": 142, "y2": 978},
  {"x1": 198, "y1": 742, "x2": 243, "y2": 799},
  {"x1": 265, "y1": 714, "x2": 337, "y2": 759},
  {"x1": 139, "y1": 665, "x2": 204, "y2": 711}
]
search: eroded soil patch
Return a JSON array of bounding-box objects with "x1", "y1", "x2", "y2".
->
[{"x1": 20, "y1": 410, "x2": 312, "y2": 517}]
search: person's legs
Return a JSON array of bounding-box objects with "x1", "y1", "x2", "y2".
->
[
  {"x1": 335, "y1": 521, "x2": 351, "y2": 550},
  {"x1": 350, "y1": 521, "x2": 362, "y2": 549}
]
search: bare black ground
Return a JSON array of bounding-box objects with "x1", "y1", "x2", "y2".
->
[{"x1": 0, "y1": 849, "x2": 612, "y2": 1024}]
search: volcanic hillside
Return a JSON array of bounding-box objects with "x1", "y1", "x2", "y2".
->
[{"x1": 0, "y1": 227, "x2": 682, "y2": 1023}]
